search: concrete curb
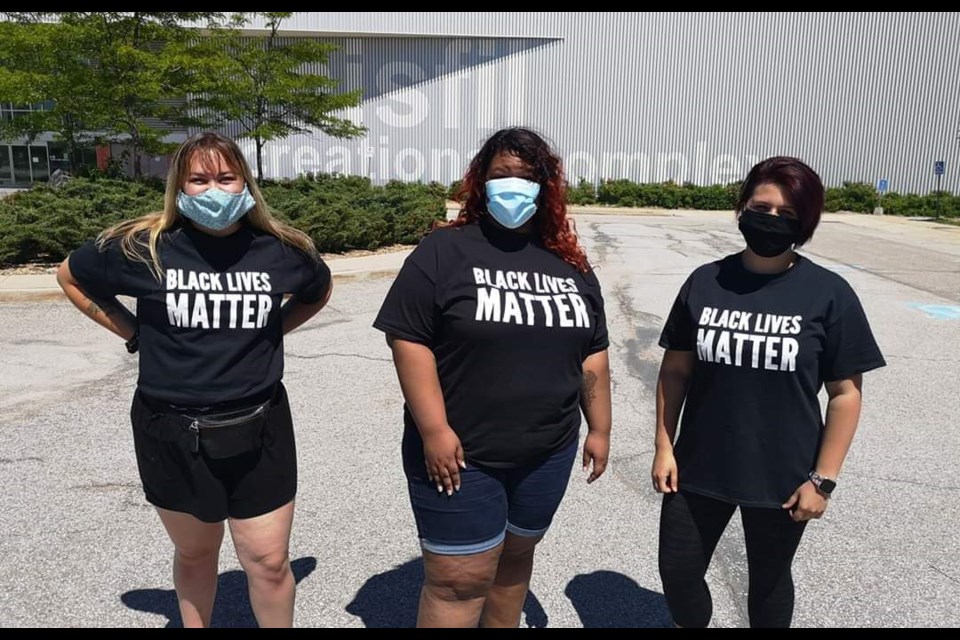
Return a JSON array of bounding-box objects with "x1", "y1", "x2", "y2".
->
[
  {"x1": 0, "y1": 249, "x2": 413, "y2": 303},
  {"x1": 3, "y1": 209, "x2": 959, "y2": 303},
  {"x1": 0, "y1": 268, "x2": 409, "y2": 303}
]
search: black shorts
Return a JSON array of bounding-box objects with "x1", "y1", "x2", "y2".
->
[{"x1": 130, "y1": 383, "x2": 297, "y2": 523}]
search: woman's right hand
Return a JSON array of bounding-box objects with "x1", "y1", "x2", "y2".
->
[
  {"x1": 651, "y1": 448, "x2": 678, "y2": 493},
  {"x1": 57, "y1": 258, "x2": 137, "y2": 340},
  {"x1": 422, "y1": 426, "x2": 466, "y2": 496}
]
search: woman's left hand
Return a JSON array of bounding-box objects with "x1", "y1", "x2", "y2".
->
[
  {"x1": 782, "y1": 481, "x2": 828, "y2": 522},
  {"x1": 582, "y1": 432, "x2": 610, "y2": 484}
]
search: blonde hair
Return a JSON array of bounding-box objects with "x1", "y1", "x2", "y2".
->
[{"x1": 98, "y1": 132, "x2": 319, "y2": 281}]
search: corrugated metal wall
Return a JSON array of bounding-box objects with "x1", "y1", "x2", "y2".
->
[{"x1": 222, "y1": 12, "x2": 960, "y2": 194}]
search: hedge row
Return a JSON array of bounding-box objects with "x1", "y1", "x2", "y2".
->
[
  {"x1": 0, "y1": 174, "x2": 447, "y2": 266},
  {"x1": 565, "y1": 178, "x2": 960, "y2": 217},
  {"x1": 1, "y1": 174, "x2": 956, "y2": 266}
]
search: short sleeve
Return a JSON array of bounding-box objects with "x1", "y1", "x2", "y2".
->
[
  {"x1": 372, "y1": 232, "x2": 441, "y2": 346},
  {"x1": 68, "y1": 239, "x2": 122, "y2": 299},
  {"x1": 295, "y1": 253, "x2": 332, "y2": 304},
  {"x1": 821, "y1": 295, "x2": 887, "y2": 382},
  {"x1": 658, "y1": 275, "x2": 695, "y2": 351},
  {"x1": 583, "y1": 268, "x2": 609, "y2": 355}
]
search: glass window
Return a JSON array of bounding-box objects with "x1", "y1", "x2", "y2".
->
[
  {"x1": 76, "y1": 146, "x2": 98, "y2": 171},
  {"x1": 0, "y1": 146, "x2": 12, "y2": 184},
  {"x1": 48, "y1": 142, "x2": 71, "y2": 174},
  {"x1": 47, "y1": 143, "x2": 98, "y2": 175},
  {"x1": 30, "y1": 145, "x2": 50, "y2": 182},
  {"x1": 11, "y1": 145, "x2": 31, "y2": 183}
]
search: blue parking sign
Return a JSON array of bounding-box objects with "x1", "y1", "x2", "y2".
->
[
  {"x1": 935, "y1": 160, "x2": 945, "y2": 175},
  {"x1": 877, "y1": 178, "x2": 888, "y2": 193}
]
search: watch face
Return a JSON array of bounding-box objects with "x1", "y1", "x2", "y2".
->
[{"x1": 819, "y1": 478, "x2": 837, "y2": 494}]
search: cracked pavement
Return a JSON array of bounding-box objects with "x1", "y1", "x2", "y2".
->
[{"x1": 1, "y1": 211, "x2": 959, "y2": 627}]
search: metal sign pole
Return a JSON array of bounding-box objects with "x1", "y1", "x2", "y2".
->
[
  {"x1": 937, "y1": 173, "x2": 942, "y2": 219},
  {"x1": 875, "y1": 178, "x2": 888, "y2": 215},
  {"x1": 934, "y1": 160, "x2": 945, "y2": 220}
]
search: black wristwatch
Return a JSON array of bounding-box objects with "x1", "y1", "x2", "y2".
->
[
  {"x1": 808, "y1": 471, "x2": 837, "y2": 497},
  {"x1": 125, "y1": 331, "x2": 139, "y2": 354}
]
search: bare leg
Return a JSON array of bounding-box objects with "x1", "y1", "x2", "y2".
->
[
  {"x1": 155, "y1": 508, "x2": 225, "y2": 628},
  {"x1": 480, "y1": 532, "x2": 542, "y2": 628},
  {"x1": 229, "y1": 500, "x2": 296, "y2": 628},
  {"x1": 418, "y1": 545, "x2": 503, "y2": 628}
]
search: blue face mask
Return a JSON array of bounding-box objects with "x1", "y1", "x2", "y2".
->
[
  {"x1": 177, "y1": 185, "x2": 257, "y2": 231},
  {"x1": 485, "y1": 177, "x2": 541, "y2": 229}
]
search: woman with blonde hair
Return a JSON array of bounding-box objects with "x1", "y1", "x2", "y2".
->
[{"x1": 57, "y1": 131, "x2": 333, "y2": 627}]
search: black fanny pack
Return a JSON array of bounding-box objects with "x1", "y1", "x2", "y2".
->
[
  {"x1": 137, "y1": 389, "x2": 275, "y2": 459},
  {"x1": 183, "y1": 400, "x2": 272, "y2": 459}
]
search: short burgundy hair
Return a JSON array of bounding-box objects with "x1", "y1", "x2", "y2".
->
[{"x1": 737, "y1": 156, "x2": 824, "y2": 247}]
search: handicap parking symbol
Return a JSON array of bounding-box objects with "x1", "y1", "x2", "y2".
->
[{"x1": 908, "y1": 303, "x2": 960, "y2": 320}]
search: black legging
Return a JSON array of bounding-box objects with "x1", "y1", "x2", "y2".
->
[{"x1": 658, "y1": 490, "x2": 808, "y2": 628}]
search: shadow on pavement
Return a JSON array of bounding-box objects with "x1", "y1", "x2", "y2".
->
[
  {"x1": 121, "y1": 556, "x2": 317, "y2": 628},
  {"x1": 345, "y1": 556, "x2": 549, "y2": 628},
  {"x1": 565, "y1": 570, "x2": 672, "y2": 628}
]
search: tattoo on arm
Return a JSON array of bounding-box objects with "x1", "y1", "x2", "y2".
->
[
  {"x1": 85, "y1": 297, "x2": 117, "y2": 318},
  {"x1": 582, "y1": 370, "x2": 598, "y2": 408}
]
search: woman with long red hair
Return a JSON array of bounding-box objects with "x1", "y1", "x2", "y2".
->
[{"x1": 374, "y1": 127, "x2": 612, "y2": 627}]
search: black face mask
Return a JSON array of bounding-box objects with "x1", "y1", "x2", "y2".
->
[{"x1": 738, "y1": 209, "x2": 802, "y2": 257}]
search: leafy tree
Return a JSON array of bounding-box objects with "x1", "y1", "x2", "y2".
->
[
  {"x1": 0, "y1": 19, "x2": 107, "y2": 174},
  {"x1": 192, "y1": 12, "x2": 366, "y2": 180},
  {"x1": 0, "y1": 12, "x2": 228, "y2": 179}
]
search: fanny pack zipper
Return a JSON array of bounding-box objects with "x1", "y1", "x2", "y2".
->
[
  {"x1": 192, "y1": 403, "x2": 267, "y2": 428},
  {"x1": 185, "y1": 403, "x2": 268, "y2": 453}
]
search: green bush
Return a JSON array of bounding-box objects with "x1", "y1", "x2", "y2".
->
[
  {"x1": 824, "y1": 182, "x2": 877, "y2": 213},
  {"x1": 0, "y1": 178, "x2": 165, "y2": 266},
  {"x1": 685, "y1": 183, "x2": 741, "y2": 210},
  {"x1": 0, "y1": 174, "x2": 446, "y2": 266},
  {"x1": 580, "y1": 177, "x2": 957, "y2": 216},
  {"x1": 596, "y1": 179, "x2": 641, "y2": 206},
  {"x1": 262, "y1": 175, "x2": 445, "y2": 253},
  {"x1": 3, "y1": 172, "x2": 956, "y2": 267},
  {"x1": 881, "y1": 191, "x2": 960, "y2": 218},
  {"x1": 649, "y1": 181, "x2": 689, "y2": 209},
  {"x1": 567, "y1": 178, "x2": 597, "y2": 205},
  {"x1": 594, "y1": 179, "x2": 738, "y2": 210},
  {"x1": 448, "y1": 179, "x2": 463, "y2": 202},
  {"x1": 879, "y1": 192, "x2": 930, "y2": 217}
]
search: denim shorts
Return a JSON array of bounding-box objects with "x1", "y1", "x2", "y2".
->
[{"x1": 402, "y1": 432, "x2": 579, "y2": 556}]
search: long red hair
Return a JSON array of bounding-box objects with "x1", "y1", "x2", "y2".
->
[{"x1": 445, "y1": 127, "x2": 590, "y2": 272}]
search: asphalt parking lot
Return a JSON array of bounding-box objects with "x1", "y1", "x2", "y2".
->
[{"x1": 1, "y1": 210, "x2": 958, "y2": 627}]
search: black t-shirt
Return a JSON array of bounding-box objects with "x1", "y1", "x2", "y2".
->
[
  {"x1": 69, "y1": 221, "x2": 331, "y2": 405},
  {"x1": 373, "y1": 219, "x2": 609, "y2": 469},
  {"x1": 659, "y1": 253, "x2": 886, "y2": 508}
]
